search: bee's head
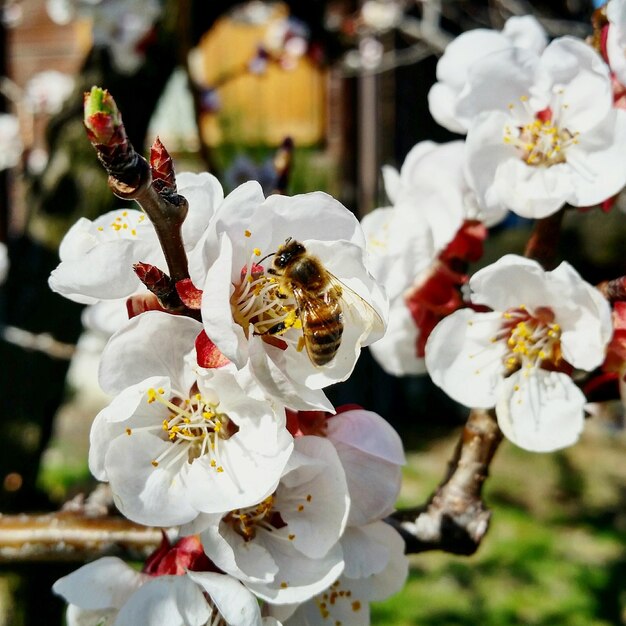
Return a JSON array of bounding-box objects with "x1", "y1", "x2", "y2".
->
[{"x1": 274, "y1": 238, "x2": 306, "y2": 268}]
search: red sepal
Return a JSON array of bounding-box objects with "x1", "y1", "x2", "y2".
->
[
  {"x1": 176, "y1": 278, "x2": 203, "y2": 309},
  {"x1": 196, "y1": 331, "x2": 230, "y2": 368}
]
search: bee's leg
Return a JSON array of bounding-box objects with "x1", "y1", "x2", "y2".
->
[
  {"x1": 267, "y1": 268, "x2": 279, "y2": 276},
  {"x1": 254, "y1": 322, "x2": 286, "y2": 336}
]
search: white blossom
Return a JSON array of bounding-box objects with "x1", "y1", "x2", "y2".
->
[
  {"x1": 49, "y1": 172, "x2": 223, "y2": 305},
  {"x1": 465, "y1": 37, "x2": 626, "y2": 219},
  {"x1": 91, "y1": 312, "x2": 293, "y2": 527},
  {"x1": 363, "y1": 141, "x2": 493, "y2": 376},
  {"x1": 425, "y1": 255, "x2": 613, "y2": 452},
  {"x1": 189, "y1": 185, "x2": 387, "y2": 411},
  {"x1": 197, "y1": 436, "x2": 350, "y2": 605}
]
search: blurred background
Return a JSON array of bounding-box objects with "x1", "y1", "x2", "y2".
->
[{"x1": 0, "y1": 0, "x2": 625, "y2": 624}]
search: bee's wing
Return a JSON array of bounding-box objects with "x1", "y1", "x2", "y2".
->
[{"x1": 326, "y1": 273, "x2": 385, "y2": 337}]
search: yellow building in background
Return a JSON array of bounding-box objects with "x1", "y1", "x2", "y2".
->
[{"x1": 198, "y1": 3, "x2": 326, "y2": 147}]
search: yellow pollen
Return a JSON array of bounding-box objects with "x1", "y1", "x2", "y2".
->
[
  {"x1": 253, "y1": 248, "x2": 261, "y2": 256},
  {"x1": 244, "y1": 229, "x2": 252, "y2": 237},
  {"x1": 97, "y1": 226, "x2": 104, "y2": 231},
  {"x1": 216, "y1": 466, "x2": 224, "y2": 473},
  {"x1": 151, "y1": 460, "x2": 159, "y2": 467}
]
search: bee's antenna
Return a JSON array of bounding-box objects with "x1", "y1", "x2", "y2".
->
[{"x1": 259, "y1": 251, "x2": 276, "y2": 264}]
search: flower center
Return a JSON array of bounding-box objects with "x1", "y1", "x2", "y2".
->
[
  {"x1": 224, "y1": 495, "x2": 280, "y2": 540},
  {"x1": 504, "y1": 99, "x2": 579, "y2": 167},
  {"x1": 493, "y1": 305, "x2": 563, "y2": 374},
  {"x1": 230, "y1": 239, "x2": 303, "y2": 348},
  {"x1": 127, "y1": 387, "x2": 237, "y2": 472}
]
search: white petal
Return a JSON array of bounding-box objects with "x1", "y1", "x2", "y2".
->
[
  {"x1": 425, "y1": 309, "x2": 506, "y2": 408},
  {"x1": 115, "y1": 576, "x2": 210, "y2": 626},
  {"x1": 49, "y1": 239, "x2": 141, "y2": 304},
  {"x1": 469, "y1": 254, "x2": 548, "y2": 311},
  {"x1": 496, "y1": 369, "x2": 585, "y2": 452},
  {"x1": 53, "y1": 557, "x2": 145, "y2": 610},
  {"x1": 245, "y1": 539, "x2": 345, "y2": 605},
  {"x1": 327, "y1": 409, "x2": 405, "y2": 525},
  {"x1": 186, "y1": 571, "x2": 263, "y2": 626},
  {"x1": 369, "y1": 299, "x2": 426, "y2": 376},
  {"x1": 202, "y1": 521, "x2": 278, "y2": 584},
  {"x1": 277, "y1": 436, "x2": 350, "y2": 559},
  {"x1": 99, "y1": 312, "x2": 201, "y2": 395},
  {"x1": 105, "y1": 433, "x2": 199, "y2": 526},
  {"x1": 381, "y1": 165, "x2": 400, "y2": 204}
]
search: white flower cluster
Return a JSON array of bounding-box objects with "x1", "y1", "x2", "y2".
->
[
  {"x1": 362, "y1": 15, "x2": 620, "y2": 451},
  {"x1": 50, "y1": 174, "x2": 407, "y2": 625}
]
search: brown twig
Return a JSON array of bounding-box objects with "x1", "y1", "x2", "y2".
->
[
  {"x1": 389, "y1": 408, "x2": 502, "y2": 554},
  {"x1": 523, "y1": 208, "x2": 565, "y2": 269},
  {"x1": 84, "y1": 87, "x2": 190, "y2": 291},
  {"x1": 0, "y1": 512, "x2": 164, "y2": 563},
  {"x1": 597, "y1": 276, "x2": 626, "y2": 303}
]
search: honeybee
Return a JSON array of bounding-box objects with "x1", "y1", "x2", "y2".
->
[{"x1": 266, "y1": 238, "x2": 383, "y2": 366}]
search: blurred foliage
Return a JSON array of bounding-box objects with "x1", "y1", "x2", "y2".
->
[{"x1": 372, "y1": 424, "x2": 626, "y2": 625}]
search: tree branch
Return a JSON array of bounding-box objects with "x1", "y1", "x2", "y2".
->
[
  {"x1": 0, "y1": 512, "x2": 164, "y2": 563},
  {"x1": 389, "y1": 408, "x2": 502, "y2": 555}
]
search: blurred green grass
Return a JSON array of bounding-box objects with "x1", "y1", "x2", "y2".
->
[{"x1": 373, "y1": 420, "x2": 626, "y2": 625}]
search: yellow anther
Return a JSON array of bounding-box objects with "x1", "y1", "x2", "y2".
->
[
  {"x1": 151, "y1": 460, "x2": 159, "y2": 467},
  {"x1": 125, "y1": 428, "x2": 132, "y2": 436},
  {"x1": 253, "y1": 248, "x2": 261, "y2": 256},
  {"x1": 217, "y1": 466, "x2": 224, "y2": 473},
  {"x1": 97, "y1": 226, "x2": 104, "y2": 231},
  {"x1": 244, "y1": 229, "x2": 252, "y2": 237}
]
